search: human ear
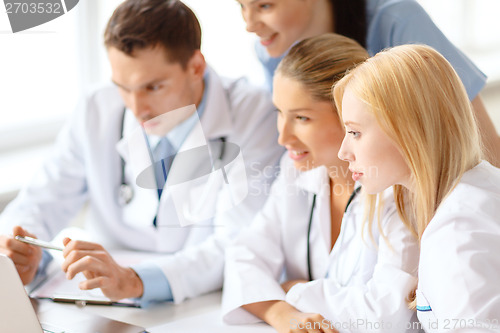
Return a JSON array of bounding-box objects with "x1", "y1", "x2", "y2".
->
[{"x1": 187, "y1": 50, "x2": 206, "y2": 80}]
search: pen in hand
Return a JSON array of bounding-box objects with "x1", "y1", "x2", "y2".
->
[{"x1": 15, "y1": 235, "x2": 64, "y2": 251}]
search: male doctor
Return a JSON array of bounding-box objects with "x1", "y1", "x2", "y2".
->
[{"x1": 0, "y1": 0, "x2": 282, "y2": 305}]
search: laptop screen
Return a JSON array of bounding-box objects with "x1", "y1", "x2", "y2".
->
[
  {"x1": 0, "y1": 254, "x2": 44, "y2": 333},
  {"x1": 0, "y1": 255, "x2": 146, "y2": 333}
]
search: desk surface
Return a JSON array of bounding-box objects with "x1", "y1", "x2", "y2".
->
[
  {"x1": 36, "y1": 291, "x2": 274, "y2": 332},
  {"x1": 32, "y1": 241, "x2": 274, "y2": 332}
]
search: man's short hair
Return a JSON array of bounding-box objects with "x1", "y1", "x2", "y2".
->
[{"x1": 104, "y1": 0, "x2": 202, "y2": 68}]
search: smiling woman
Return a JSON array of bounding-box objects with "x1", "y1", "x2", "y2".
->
[{"x1": 274, "y1": 74, "x2": 345, "y2": 173}]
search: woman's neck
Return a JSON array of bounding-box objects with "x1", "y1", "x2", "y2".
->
[
  {"x1": 303, "y1": 0, "x2": 335, "y2": 40},
  {"x1": 327, "y1": 160, "x2": 355, "y2": 192},
  {"x1": 328, "y1": 160, "x2": 354, "y2": 250}
]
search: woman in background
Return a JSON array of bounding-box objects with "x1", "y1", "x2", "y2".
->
[
  {"x1": 222, "y1": 33, "x2": 420, "y2": 333},
  {"x1": 236, "y1": 0, "x2": 500, "y2": 166},
  {"x1": 335, "y1": 44, "x2": 500, "y2": 332}
]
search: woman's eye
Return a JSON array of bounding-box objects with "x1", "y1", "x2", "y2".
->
[
  {"x1": 259, "y1": 3, "x2": 272, "y2": 10},
  {"x1": 348, "y1": 130, "x2": 360, "y2": 138},
  {"x1": 296, "y1": 116, "x2": 309, "y2": 122},
  {"x1": 147, "y1": 85, "x2": 161, "y2": 92}
]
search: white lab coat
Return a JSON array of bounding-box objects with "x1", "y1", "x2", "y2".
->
[
  {"x1": 222, "y1": 155, "x2": 420, "y2": 332},
  {"x1": 0, "y1": 67, "x2": 284, "y2": 303},
  {"x1": 416, "y1": 161, "x2": 500, "y2": 332}
]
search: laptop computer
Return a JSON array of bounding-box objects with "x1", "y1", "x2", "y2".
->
[{"x1": 0, "y1": 254, "x2": 147, "y2": 333}]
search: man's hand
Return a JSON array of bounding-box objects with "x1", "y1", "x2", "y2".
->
[
  {"x1": 61, "y1": 238, "x2": 143, "y2": 301},
  {"x1": 0, "y1": 226, "x2": 43, "y2": 285},
  {"x1": 243, "y1": 301, "x2": 338, "y2": 333}
]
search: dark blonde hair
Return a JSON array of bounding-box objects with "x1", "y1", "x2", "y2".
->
[{"x1": 276, "y1": 33, "x2": 369, "y2": 102}]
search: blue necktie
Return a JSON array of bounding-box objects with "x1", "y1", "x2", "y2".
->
[
  {"x1": 153, "y1": 137, "x2": 176, "y2": 198},
  {"x1": 152, "y1": 137, "x2": 175, "y2": 229}
]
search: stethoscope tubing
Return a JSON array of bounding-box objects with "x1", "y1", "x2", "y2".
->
[{"x1": 307, "y1": 186, "x2": 361, "y2": 281}]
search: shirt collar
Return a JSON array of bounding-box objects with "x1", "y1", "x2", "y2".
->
[
  {"x1": 294, "y1": 161, "x2": 361, "y2": 198},
  {"x1": 148, "y1": 71, "x2": 210, "y2": 151},
  {"x1": 295, "y1": 165, "x2": 331, "y2": 196}
]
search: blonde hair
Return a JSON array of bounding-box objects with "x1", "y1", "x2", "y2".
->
[
  {"x1": 276, "y1": 33, "x2": 369, "y2": 102},
  {"x1": 333, "y1": 44, "x2": 483, "y2": 306}
]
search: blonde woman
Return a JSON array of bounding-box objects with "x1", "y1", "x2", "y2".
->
[
  {"x1": 222, "y1": 34, "x2": 420, "y2": 333},
  {"x1": 335, "y1": 44, "x2": 500, "y2": 332}
]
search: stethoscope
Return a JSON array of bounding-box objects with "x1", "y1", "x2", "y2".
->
[
  {"x1": 306, "y1": 186, "x2": 361, "y2": 281},
  {"x1": 117, "y1": 107, "x2": 134, "y2": 205},
  {"x1": 117, "y1": 107, "x2": 227, "y2": 207}
]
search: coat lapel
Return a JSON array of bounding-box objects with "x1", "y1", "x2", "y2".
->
[
  {"x1": 157, "y1": 66, "x2": 236, "y2": 227},
  {"x1": 116, "y1": 110, "x2": 159, "y2": 228},
  {"x1": 295, "y1": 166, "x2": 332, "y2": 269}
]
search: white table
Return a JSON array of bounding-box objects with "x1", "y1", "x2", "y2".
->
[{"x1": 36, "y1": 291, "x2": 274, "y2": 332}]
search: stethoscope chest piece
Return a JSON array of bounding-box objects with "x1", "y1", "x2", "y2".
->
[{"x1": 118, "y1": 183, "x2": 134, "y2": 205}]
